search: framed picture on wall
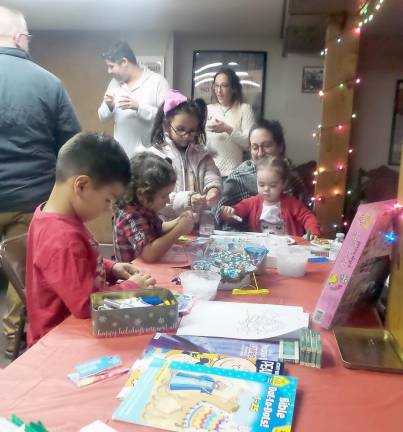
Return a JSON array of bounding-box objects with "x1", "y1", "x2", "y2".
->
[
  {"x1": 389, "y1": 79, "x2": 403, "y2": 165},
  {"x1": 137, "y1": 56, "x2": 165, "y2": 76},
  {"x1": 301, "y1": 66, "x2": 324, "y2": 93},
  {"x1": 191, "y1": 50, "x2": 267, "y2": 119}
]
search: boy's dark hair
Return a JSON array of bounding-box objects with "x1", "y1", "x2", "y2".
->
[
  {"x1": 102, "y1": 41, "x2": 137, "y2": 65},
  {"x1": 249, "y1": 119, "x2": 286, "y2": 156},
  {"x1": 211, "y1": 68, "x2": 243, "y2": 105},
  {"x1": 150, "y1": 98, "x2": 207, "y2": 147},
  {"x1": 56, "y1": 132, "x2": 131, "y2": 187},
  {"x1": 256, "y1": 156, "x2": 290, "y2": 183},
  {"x1": 118, "y1": 152, "x2": 176, "y2": 208}
]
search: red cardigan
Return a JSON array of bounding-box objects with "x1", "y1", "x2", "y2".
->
[{"x1": 230, "y1": 194, "x2": 320, "y2": 236}]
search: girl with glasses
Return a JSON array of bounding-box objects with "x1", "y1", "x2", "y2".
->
[{"x1": 150, "y1": 89, "x2": 222, "y2": 219}]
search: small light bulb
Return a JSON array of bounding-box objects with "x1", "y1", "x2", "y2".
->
[
  {"x1": 364, "y1": 18, "x2": 368, "y2": 24},
  {"x1": 317, "y1": 124, "x2": 322, "y2": 129},
  {"x1": 313, "y1": 171, "x2": 318, "y2": 176},
  {"x1": 337, "y1": 125, "x2": 343, "y2": 131},
  {"x1": 351, "y1": 113, "x2": 357, "y2": 118},
  {"x1": 355, "y1": 78, "x2": 361, "y2": 84},
  {"x1": 312, "y1": 180, "x2": 317, "y2": 185},
  {"x1": 347, "y1": 190, "x2": 352, "y2": 195},
  {"x1": 339, "y1": 83, "x2": 344, "y2": 89},
  {"x1": 310, "y1": 196, "x2": 316, "y2": 202},
  {"x1": 337, "y1": 164, "x2": 344, "y2": 170},
  {"x1": 336, "y1": 37, "x2": 342, "y2": 43},
  {"x1": 380, "y1": 0, "x2": 384, "y2": 4},
  {"x1": 375, "y1": 4, "x2": 380, "y2": 10},
  {"x1": 354, "y1": 26, "x2": 361, "y2": 34},
  {"x1": 348, "y1": 148, "x2": 353, "y2": 154},
  {"x1": 369, "y1": 14, "x2": 373, "y2": 21},
  {"x1": 333, "y1": 224, "x2": 338, "y2": 229},
  {"x1": 319, "y1": 167, "x2": 325, "y2": 173},
  {"x1": 312, "y1": 132, "x2": 317, "y2": 138},
  {"x1": 358, "y1": 21, "x2": 363, "y2": 27},
  {"x1": 319, "y1": 90, "x2": 324, "y2": 97},
  {"x1": 343, "y1": 221, "x2": 348, "y2": 226}
]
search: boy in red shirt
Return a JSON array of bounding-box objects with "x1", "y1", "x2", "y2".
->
[
  {"x1": 221, "y1": 157, "x2": 320, "y2": 237},
  {"x1": 26, "y1": 132, "x2": 155, "y2": 345}
]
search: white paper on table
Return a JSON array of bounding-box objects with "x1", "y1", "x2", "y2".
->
[{"x1": 177, "y1": 300, "x2": 309, "y2": 340}]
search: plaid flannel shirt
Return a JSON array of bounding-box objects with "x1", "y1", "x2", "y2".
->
[{"x1": 113, "y1": 203, "x2": 163, "y2": 262}]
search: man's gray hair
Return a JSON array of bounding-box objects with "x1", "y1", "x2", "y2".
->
[{"x1": 0, "y1": 6, "x2": 27, "y2": 38}]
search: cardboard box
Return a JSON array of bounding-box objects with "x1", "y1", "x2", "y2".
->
[
  {"x1": 313, "y1": 199, "x2": 395, "y2": 329},
  {"x1": 91, "y1": 288, "x2": 179, "y2": 337}
]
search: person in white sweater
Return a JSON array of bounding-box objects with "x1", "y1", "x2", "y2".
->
[
  {"x1": 98, "y1": 41, "x2": 169, "y2": 158},
  {"x1": 206, "y1": 68, "x2": 255, "y2": 178}
]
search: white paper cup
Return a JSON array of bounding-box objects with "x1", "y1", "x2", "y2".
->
[{"x1": 180, "y1": 270, "x2": 221, "y2": 300}]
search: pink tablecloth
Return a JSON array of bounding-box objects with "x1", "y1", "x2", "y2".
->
[{"x1": 1, "y1": 260, "x2": 402, "y2": 432}]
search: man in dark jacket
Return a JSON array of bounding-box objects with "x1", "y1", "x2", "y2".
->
[{"x1": 0, "y1": 6, "x2": 80, "y2": 357}]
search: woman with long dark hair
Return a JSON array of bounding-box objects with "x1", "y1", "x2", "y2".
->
[{"x1": 206, "y1": 68, "x2": 255, "y2": 179}]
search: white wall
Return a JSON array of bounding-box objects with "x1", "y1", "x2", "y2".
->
[
  {"x1": 350, "y1": 35, "x2": 403, "y2": 174},
  {"x1": 122, "y1": 30, "x2": 174, "y2": 86},
  {"x1": 173, "y1": 34, "x2": 323, "y2": 165}
]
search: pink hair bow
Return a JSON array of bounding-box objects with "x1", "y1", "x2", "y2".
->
[{"x1": 163, "y1": 89, "x2": 188, "y2": 113}]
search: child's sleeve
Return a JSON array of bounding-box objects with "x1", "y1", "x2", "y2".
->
[
  {"x1": 294, "y1": 201, "x2": 321, "y2": 236},
  {"x1": 43, "y1": 240, "x2": 105, "y2": 319},
  {"x1": 202, "y1": 156, "x2": 223, "y2": 194},
  {"x1": 113, "y1": 211, "x2": 153, "y2": 262},
  {"x1": 231, "y1": 197, "x2": 254, "y2": 220},
  {"x1": 170, "y1": 190, "x2": 193, "y2": 214},
  {"x1": 103, "y1": 259, "x2": 139, "y2": 290}
]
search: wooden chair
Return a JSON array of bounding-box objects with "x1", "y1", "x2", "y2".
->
[{"x1": 0, "y1": 234, "x2": 27, "y2": 360}]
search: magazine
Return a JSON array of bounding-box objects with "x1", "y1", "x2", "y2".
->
[{"x1": 113, "y1": 358, "x2": 298, "y2": 432}]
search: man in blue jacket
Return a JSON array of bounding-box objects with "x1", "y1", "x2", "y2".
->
[{"x1": 0, "y1": 6, "x2": 81, "y2": 357}]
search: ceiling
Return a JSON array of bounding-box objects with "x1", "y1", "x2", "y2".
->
[
  {"x1": 1, "y1": 0, "x2": 285, "y2": 35},
  {"x1": 2, "y1": 0, "x2": 402, "y2": 39}
]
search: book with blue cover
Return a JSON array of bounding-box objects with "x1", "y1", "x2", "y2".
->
[
  {"x1": 117, "y1": 346, "x2": 284, "y2": 399},
  {"x1": 150, "y1": 332, "x2": 280, "y2": 361},
  {"x1": 113, "y1": 358, "x2": 297, "y2": 432}
]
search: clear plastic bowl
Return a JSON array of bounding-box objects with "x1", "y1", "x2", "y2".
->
[
  {"x1": 179, "y1": 270, "x2": 221, "y2": 300},
  {"x1": 276, "y1": 248, "x2": 309, "y2": 278}
]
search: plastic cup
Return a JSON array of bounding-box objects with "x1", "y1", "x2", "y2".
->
[
  {"x1": 179, "y1": 270, "x2": 221, "y2": 300},
  {"x1": 276, "y1": 248, "x2": 309, "y2": 278},
  {"x1": 185, "y1": 238, "x2": 211, "y2": 265}
]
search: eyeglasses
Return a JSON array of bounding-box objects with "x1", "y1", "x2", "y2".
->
[
  {"x1": 170, "y1": 124, "x2": 200, "y2": 138},
  {"x1": 213, "y1": 84, "x2": 230, "y2": 90},
  {"x1": 19, "y1": 32, "x2": 33, "y2": 42}
]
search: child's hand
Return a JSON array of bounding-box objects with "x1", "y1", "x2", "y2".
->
[
  {"x1": 177, "y1": 210, "x2": 195, "y2": 235},
  {"x1": 206, "y1": 188, "x2": 220, "y2": 208},
  {"x1": 190, "y1": 193, "x2": 206, "y2": 212},
  {"x1": 129, "y1": 273, "x2": 156, "y2": 289},
  {"x1": 112, "y1": 262, "x2": 140, "y2": 280},
  {"x1": 221, "y1": 206, "x2": 235, "y2": 218}
]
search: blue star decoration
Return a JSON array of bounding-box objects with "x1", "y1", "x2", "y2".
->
[{"x1": 384, "y1": 231, "x2": 397, "y2": 244}]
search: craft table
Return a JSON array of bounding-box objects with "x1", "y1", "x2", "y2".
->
[{"x1": 0, "y1": 258, "x2": 402, "y2": 432}]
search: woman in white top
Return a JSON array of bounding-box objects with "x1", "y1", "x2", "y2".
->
[{"x1": 206, "y1": 68, "x2": 255, "y2": 178}]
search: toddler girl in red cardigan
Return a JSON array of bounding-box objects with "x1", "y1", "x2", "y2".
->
[{"x1": 221, "y1": 157, "x2": 320, "y2": 237}]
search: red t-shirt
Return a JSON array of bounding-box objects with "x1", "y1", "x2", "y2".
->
[{"x1": 26, "y1": 205, "x2": 139, "y2": 345}]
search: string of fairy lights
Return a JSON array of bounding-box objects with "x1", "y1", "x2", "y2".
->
[{"x1": 309, "y1": 0, "x2": 386, "y2": 231}]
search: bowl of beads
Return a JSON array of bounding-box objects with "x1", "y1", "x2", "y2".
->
[{"x1": 192, "y1": 241, "x2": 268, "y2": 290}]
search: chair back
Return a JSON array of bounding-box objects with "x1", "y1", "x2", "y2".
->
[{"x1": 0, "y1": 234, "x2": 27, "y2": 305}]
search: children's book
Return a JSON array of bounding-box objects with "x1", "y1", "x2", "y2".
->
[
  {"x1": 113, "y1": 358, "x2": 298, "y2": 432},
  {"x1": 150, "y1": 332, "x2": 280, "y2": 361},
  {"x1": 117, "y1": 346, "x2": 284, "y2": 399},
  {"x1": 313, "y1": 200, "x2": 395, "y2": 329}
]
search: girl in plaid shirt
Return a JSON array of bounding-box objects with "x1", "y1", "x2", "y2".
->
[{"x1": 113, "y1": 153, "x2": 195, "y2": 263}]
